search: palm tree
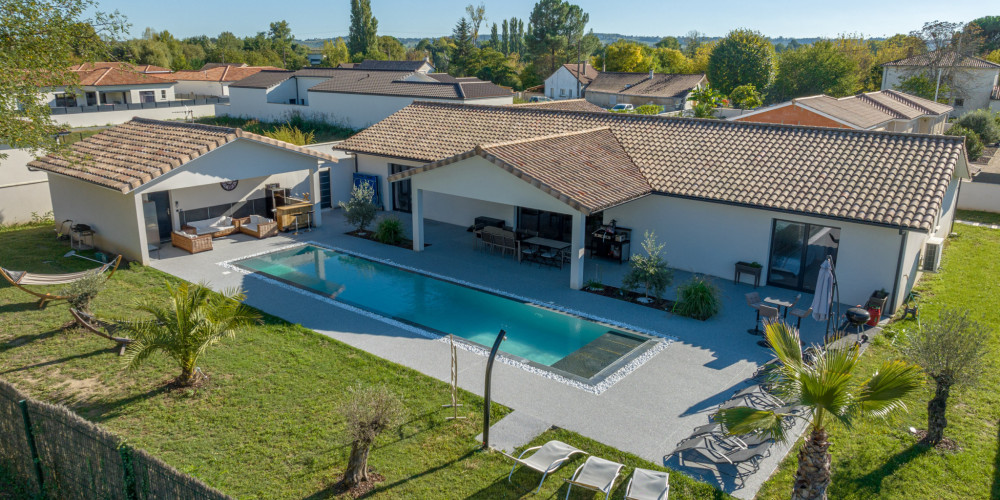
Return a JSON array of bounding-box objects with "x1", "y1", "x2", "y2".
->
[
  {"x1": 118, "y1": 282, "x2": 260, "y2": 386},
  {"x1": 717, "y1": 321, "x2": 923, "y2": 500}
]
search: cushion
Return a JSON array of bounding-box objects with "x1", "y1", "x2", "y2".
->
[
  {"x1": 243, "y1": 223, "x2": 259, "y2": 232},
  {"x1": 174, "y1": 231, "x2": 195, "y2": 239}
]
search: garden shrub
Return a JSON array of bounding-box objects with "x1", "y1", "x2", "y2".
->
[
  {"x1": 374, "y1": 215, "x2": 404, "y2": 245},
  {"x1": 672, "y1": 276, "x2": 721, "y2": 320},
  {"x1": 339, "y1": 184, "x2": 378, "y2": 233},
  {"x1": 954, "y1": 109, "x2": 1000, "y2": 145},
  {"x1": 62, "y1": 274, "x2": 106, "y2": 314},
  {"x1": 621, "y1": 231, "x2": 673, "y2": 300},
  {"x1": 635, "y1": 104, "x2": 662, "y2": 115},
  {"x1": 947, "y1": 125, "x2": 984, "y2": 161}
]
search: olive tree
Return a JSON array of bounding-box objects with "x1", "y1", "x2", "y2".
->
[
  {"x1": 340, "y1": 385, "x2": 403, "y2": 488},
  {"x1": 621, "y1": 231, "x2": 672, "y2": 301},
  {"x1": 339, "y1": 183, "x2": 378, "y2": 233},
  {"x1": 903, "y1": 308, "x2": 989, "y2": 446}
]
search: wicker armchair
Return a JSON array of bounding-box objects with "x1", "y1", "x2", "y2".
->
[
  {"x1": 171, "y1": 230, "x2": 213, "y2": 254},
  {"x1": 236, "y1": 215, "x2": 278, "y2": 239}
]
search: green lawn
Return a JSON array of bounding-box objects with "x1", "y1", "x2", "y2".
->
[
  {"x1": 0, "y1": 225, "x2": 725, "y2": 499},
  {"x1": 757, "y1": 217, "x2": 1000, "y2": 499}
]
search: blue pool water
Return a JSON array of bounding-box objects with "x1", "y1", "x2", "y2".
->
[{"x1": 235, "y1": 245, "x2": 644, "y2": 370}]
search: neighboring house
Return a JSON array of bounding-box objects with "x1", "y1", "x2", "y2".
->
[
  {"x1": 882, "y1": 52, "x2": 1000, "y2": 115},
  {"x1": 45, "y1": 64, "x2": 177, "y2": 108},
  {"x1": 68, "y1": 62, "x2": 172, "y2": 75},
  {"x1": 338, "y1": 59, "x2": 436, "y2": 73},
  {"x1": 0, "y1": 145, "x2": 53, "y2": 225},
  {"x1": 307, "y1": 52, "x2": 324, "y2": 66},
  {"x1": 544, "y1": 63, "x2": 598, "y2": 100},
  {"x1": 28, "y1": 119, "x2": 339, "y2": 264},
  {"x1": 336, "y1": 101, "x2": 969, "y2": 313},
  {"x1": 172, "y1": 64, "x2": 283, "y2": 98},
  {"x1": 730, "y1": 90, "x2": 953, "y2": 134},
  {"x1": 584, "y1": 71, "x2": 706, "y2": 111},
  {"x1": 510, "y1": 99, "x2": 605, "y2": 112},
  {"x1": 223, "y1": 65, "x2": 512, "y2": 128}
]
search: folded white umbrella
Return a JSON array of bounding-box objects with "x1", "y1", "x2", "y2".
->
[{"x1": 811, "y1": 259, "x2": 833, "y2": 321}]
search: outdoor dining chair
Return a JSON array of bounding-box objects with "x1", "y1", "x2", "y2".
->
[
  {"x1": 564, "y1": 456, "x2": 624, "y2": 500},
  {"x1": 519, "y1": 241, "x2": 537, "y2": 264},
  {"x1": 625, "y1": 468, "x2": 669, "y2": 500},
  {"x1": 789, "y1": 305, "x2": 813, "y2": 329},
  {"x1": 745, "y1": 292, "x2": 765, "y2": 335}
]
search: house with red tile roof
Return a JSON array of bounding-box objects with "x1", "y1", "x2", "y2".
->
[
  {"x1": 730, "y1": 90, "x2": 953, "y2": 134},
  {"x1": 172, "y1": 64, "x2": 285, "y2": 98},
  {"x1": 46, "y1": 64, "x2": 177, "y2": 108},
  {"x1": 335, "y1": 101, "x2": 970, "y2": 311}
]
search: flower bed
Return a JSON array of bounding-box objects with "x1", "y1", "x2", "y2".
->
[{"x1": 582, "y1": 283, "x2": 676, "y2": 311}]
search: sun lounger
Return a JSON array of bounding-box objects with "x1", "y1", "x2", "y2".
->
[
  {"x1": 1, "y1": 255, "x2": 121, "y2": 308},
  {"x1": 565, "y1": 456, "x2": 623, "y2": 499},
  {"x1": 506, "y1": 440, "x2": 587, "y2": 492},
  {"x1": 625, "y1": 468, "x2": 669, "y2": 500}
]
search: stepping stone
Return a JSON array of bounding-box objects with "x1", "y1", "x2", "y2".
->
[{"x1": 477, "y1": 410, "x2": 553, "y2": 454}]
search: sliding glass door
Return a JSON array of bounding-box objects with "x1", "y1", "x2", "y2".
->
[
  {"x1": 767, "y1": 219, "x2": 840, "y2": 292},
  {"x1": 390, "y1": 164, "x2": 411, "y2": 213}
]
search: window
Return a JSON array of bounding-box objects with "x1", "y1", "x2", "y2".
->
[
  {"x1": 139, "y1": 91, "x2": 155, "y2": 103},
  {"x1": 517, "y1": 207, "x2": 571, "y2": 242},
  {"x1": 390, "y1": 164, "x2": 412, "y2": 213},
  {"x1": 161, "y1": 90, "x2": 167, "y2": 99},
  {"x1": 767, "y1": 219, "x2": 840, "y2": 292},
  {"x1": 54, "y1": 93, "x2": 75, "y2": 107},
  {"x1": 954, "y1": 98, "x2": 964, "y2": 107},
  {"x1": 560, "y1": 88, "x2": 566, "y2": 96}
]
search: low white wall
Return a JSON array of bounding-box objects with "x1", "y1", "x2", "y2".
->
[
  {"x1": 50, "y1": 103, "x2": 218, "y2": 128},
  {"x1": 0, "y1": 146, "x2": 53, "y2": 225},
  {"x1": 603, "y1": 195, "x2": 906, "y2": 307},
  {"x1": 47, "y1": 174, "x2": 145, "y2": 262},
  {"x1": 957, "y1": 179, "x2": 1000, "y2": 213}
]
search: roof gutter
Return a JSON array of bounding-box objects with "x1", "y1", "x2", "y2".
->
[{"x1": 889, "y1": 229, "x2": 908, "y2": 315}]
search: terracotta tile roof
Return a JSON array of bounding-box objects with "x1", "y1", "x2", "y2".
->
[
  {"x1": 586, "y1": 72, "x2": 706, "y2": 98},
  {"x1": 73, "y1": 67, "x2": 176, "y2": 86},
  {"x1": 69, "y1": 62, "x2": 172, "y2": 73},
  {"x1": 29, "y1": 118, "x2": 337, "y2": 193},
  {"x1": 308, "y1": 70, "x2": 511, "y2": 99},
  {"x1": 229, "y1": 70, "x2": 295, "y2": 89},
  {"x1": 883, "y1": 52, "x2": 1000, "y2": 69},
  {"x1": 171, "y1": 65, "x2": 282, "y2": 82},
  {"x1": 561, "y1": 63, "x2": 599, "y2": 84},
  {"x1": 510, "y1": 99, "x2": 605, "y2": 112},
  {"x1": 795, "y1": 90, "x2": 951, "y2": 129},
  {"x1": 338, "y1": 101, "x2": 967, "y2": 231},
  {"x1": 391, "y1": 128, "x2": 651, "y2": 214}
]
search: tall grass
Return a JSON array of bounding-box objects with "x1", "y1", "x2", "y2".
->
[{"x1": 195, "y1": 115, "x2": 356, "y2": 144}]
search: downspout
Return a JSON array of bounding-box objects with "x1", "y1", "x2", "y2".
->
[{"x1": 889, "y1": 229, "x2": 908, "y2": 316}]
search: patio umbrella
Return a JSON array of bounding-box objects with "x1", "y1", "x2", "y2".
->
[{"x1": 810, "y1": 258, "x2": 834, "y2": 321}]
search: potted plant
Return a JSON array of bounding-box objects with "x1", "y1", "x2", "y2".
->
[{"x1": 621, "y1": 231, "x2": 672, "y2": 304}]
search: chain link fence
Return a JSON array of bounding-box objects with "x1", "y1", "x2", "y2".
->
[{"x1": 0, "y1": 379, "x2": 231, "y2": 499}]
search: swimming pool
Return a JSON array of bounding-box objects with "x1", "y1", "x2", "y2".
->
[{"x1": 234, "y1": 244, "x2": 659, "y2": 382}]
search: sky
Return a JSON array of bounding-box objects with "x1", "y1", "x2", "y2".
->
[{"x1": 93, "y1": 0, "x2": 992, "y2": 41}]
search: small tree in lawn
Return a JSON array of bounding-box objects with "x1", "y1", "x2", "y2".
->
[
  {"x1": 339, "y1": 183, "x2": 378, "y2": 234},
  {"x1": 340, "y1": 385, "x2": 403, "y2": 489},
  {"x1": 621, "y1": 231, "x2": 673, "y2": 302},
  {"x1": 118, "y1": 282, "x2": 259, "y2": 387},
  {"x1": 903, "y1": 308, "x2": 989, "y2": 447},
  {"x1": 62, "y1": 273, "x2": 106, "y2": 315}
]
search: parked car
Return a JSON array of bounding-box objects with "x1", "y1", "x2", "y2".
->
[
  {"x1": 610, "y1": 104, "x2": 634, "y2": 111},
  {"x1": 528, "y1": 96, "x2": 553, "y2": 103}
]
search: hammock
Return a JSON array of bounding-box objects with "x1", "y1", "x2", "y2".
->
[{"x1": 1, "y1": 255, "x2": 121, "y2": 308}]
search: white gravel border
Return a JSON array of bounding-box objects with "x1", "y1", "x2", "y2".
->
[{"x1": 218, "y1": 241, "x2": 675, "y2": 394}]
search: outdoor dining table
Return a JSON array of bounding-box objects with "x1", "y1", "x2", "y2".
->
[
  {"x1": 520, "y1": 237, "x2": 570, "y2": 265},
  {"x1": 764, "y1": 296, "x2": 795, "y2": 318}
]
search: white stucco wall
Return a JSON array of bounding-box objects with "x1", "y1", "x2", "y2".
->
[
  {"x1": 883, "y1": 66, "x2": 999, "y2": 114},
  {"x1": 173, "y1": 80, "x2": 227, "y2": 98},
  {"x1": 544, "y1": 67, "x2": 583, "y2": 100},
  {"x1": 957, "y1": 179, "x2": 1000, "y2": 213},
  {"x1": 0, "y1": 146, "x2": 53, "y2": 224},
  {"x1": 49, "y1": 104, "x2": 218, "y2": 128},
  {"x1": 603, "y1": 195, "x2": 908, "y2": 307},
  {"x1": 47, "y1": 174, "x2": 145, "y2": 262}
]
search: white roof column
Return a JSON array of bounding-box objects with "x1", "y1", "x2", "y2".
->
[
  {"x1": 310, "y1": 164, "x2": 323, "y2": 227},
  {"x1": 569, "y1": 211, "x2": 585, "y2": 290},
  {"x1": 411, "y1": 188, "x2": 424, "y2": 252}
]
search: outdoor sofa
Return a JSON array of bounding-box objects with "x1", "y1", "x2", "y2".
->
[
  {"x1": 236, "y1": 215, "x2": 277, "y2": 239},
  {"x1": 171, "y1": 230, "x2": 212, "y2": 254},
  {"x1": 183, "y1": 216, "x2": 238, "y2": 237}
]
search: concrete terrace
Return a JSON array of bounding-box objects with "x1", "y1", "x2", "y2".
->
[{"x1": 150, "y1": 210, "x2": 847, "y2": 498}]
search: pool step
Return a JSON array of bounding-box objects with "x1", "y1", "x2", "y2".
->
[{"x1": 551, "y1": 331, "x2": 644, "y2": 379}]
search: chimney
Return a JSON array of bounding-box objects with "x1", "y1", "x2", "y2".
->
[{"x1": 649, "y1": 69, "x2": 654, "y2": 80}]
